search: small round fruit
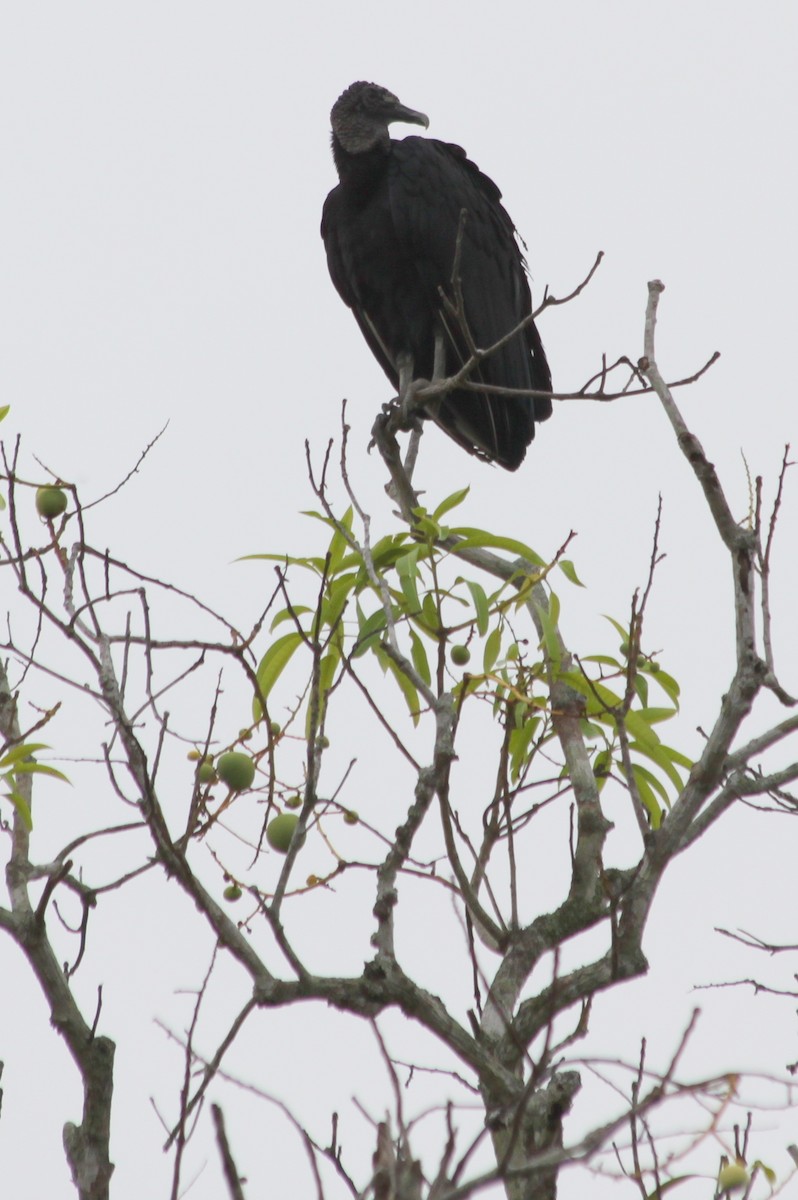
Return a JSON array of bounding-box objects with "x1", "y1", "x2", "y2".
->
[
  {"x1": 197, "y1": 760, "x2": 216, "y2": 784},
  {"x1": 284, "y1": 794, "x2": 302, "y2": 810},
  {"x1": 223, "y1": 884, "x2": 242, "y2": 902},
  {"x1": 187, "y1": 749, "x2": 202, "y2": 761},
  {"x1": 450, "y1": 644, "x2": 471, "y2": 666},
  {"x1": 343, "y1": 810, "x2": 359, "y2": 825},
  {"x1": 269, "y1": 721, "x2": 282, "y2": 737},
  {"x1": 35, "y1": 486, "x2": 68, "y2": 519},
  {"x1": 317, "y1": 735, "x2": 330, "y2": 749},
  {"x1": 266, "y1": 813, "x2": 299, "y2": 853},
  {"x1": 718, "y1": 1163, "x2": 748, "y2": 1192},
  {"x1": 216, "y1": 751, "x2": 256, "y2": 791},
  {"x1": 619, "y1": 641, "x2": 631, "y2": 657},
  {"x1": 238, "y1": 727, "x2": 253, "y2": 741}
]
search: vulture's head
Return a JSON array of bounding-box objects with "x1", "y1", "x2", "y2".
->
[{"x1": 331, "y1": 82, "x2": 429, "y2": 154}]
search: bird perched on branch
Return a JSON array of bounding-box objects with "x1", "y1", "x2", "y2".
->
[{"x1": 321, "y1": 81, "x2": 552, "y2": 471}]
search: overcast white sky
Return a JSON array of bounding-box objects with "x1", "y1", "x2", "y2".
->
[{"x1": 1, "y1": 3, "x2": 797, "y2": 1197}]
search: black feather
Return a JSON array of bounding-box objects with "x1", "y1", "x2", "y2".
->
[{"x1": 322, "y1": 82, "x2": 552, "y2": 471}]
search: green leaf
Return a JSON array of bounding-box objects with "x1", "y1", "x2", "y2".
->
[
  {"x1": 589, "y1": 681, "x2": 623, "y2": 713},
  {"x1": 623, "y1": 709, "x2": 662, "y2": 752},
  {"x1": 558, "y1": 672, "x2": 621, "y2": 717},
  {"x1": 556, "y1": 669, "x2": 592, "y2": 698},
  {"x1": 240, "y1": 551, "x2": 329, "y2": 577},
  {"x1": 270, "y1": 605, "x2": 313, "y2": 632},
  {"x1": 395, "y1": 547, "x2": 422, "y2": 613},
  {"x1": 593, "y1": 748, "x2": 613, "y2": 779},
  {"x1": 0, "y1": 404, "x2": 10, "y2": 422},
  {"x1": 432, "y1": 486, "x2": 470, "y2": 521},
  {"x1": 4, "y1": 788, "x2": 32, "y2": 830},
  {"x1": 412, "y1": 511, "x2": 441, "y2": 540},
  {"x1": 419, "y1": 591, "x2": 441, "y2": 634},
  {"x1": 376, "y1": 646, "x2": 421, "y2": 726},
  {"x1": 483, "y1": 626, "x2": 502, "y2": 673},
  {"x1": 448, "y1": 527, "x2": 545, "y2": 567},
  {"x1": 643, "y1": 1176, "x2": 700, "y2": 1198},
  {"x1": 354, "y1": 605, "x2": 389, "y2": 656},
  {"x1": 750, "y1": 1160, "x2": 777, "y2": 1185},
  {"x1": 534, "y1": 597, "x2": 562, "y2": 671},
  {"x1": 369, "y1": 534, "x2": 412, "y2": 573},
  {"x1": 634, "y1": 673, "x2": 650, "y2": 707},
  {"x1": 630, "y1": 761, "x2": 670, "y2": 804},
  {"x1": 509, "y1": 715, "x2": 540, "y2": 781},
  {"x1": 12, "y1": 762, "x2": 71, "y2": 783},
  {"x1": 636, "y1": 706, "x2": 678, "y2": 725},
  {"x1": 319, "y1": 571, "x2": 358, "y2": 630},
  {"x1": 603, "y1": 614, "x2": 630, "y2": 641},
  {"x1": 645, "y1": 667, "x2": 681, "y2": 706},
  {"x1": 629, "y1": 765, "x2": 663, "y2": 828},
  {"x1": 409, "y1": 628, "x2": 432, "y2": 687},
  {"x1": 463, "y1": 580, "x2": 489, "y2": 636},
  {"x1": 580, "y1": 655, "x2": 624, "y2": 669},
  {"x1": 559, "y1": 559, "x2": 585, "y2": 587},
  {"x1": 0, "y1": 742, "x2": 51, "y2": 768},
  {"x1": 631, "y1": 741, "x2": 689, "y2": 794},
  {"x1": 327, "y1": 507, "x2": 354, "y2": 572},
  {"x1": 253, "y1": 632, "x2": 304, "y2": 718}
]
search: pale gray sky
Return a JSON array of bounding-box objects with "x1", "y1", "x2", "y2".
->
[{"x1": 1, "y1": 3, "x2": 796, "y2": 1197}]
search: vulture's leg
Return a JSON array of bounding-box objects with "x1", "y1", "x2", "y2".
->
[
  {"x1": 396, "y1": 352, "x2": 414, "y2": 415},
  {"x1": 394, "y1": 350, "x2": 424, "y2": 484},
  {"x1": 403, "y1": 330, "x2": 445, "y2": 480}
]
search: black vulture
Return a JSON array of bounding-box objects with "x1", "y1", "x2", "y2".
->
[{"x1": 321, "y1": 82, "x2": 552, "y2": 471}]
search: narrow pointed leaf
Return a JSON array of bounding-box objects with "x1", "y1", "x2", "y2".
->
[
  {"x1": 409, "y1": 629, "x2": 432, "y2": 687},
  {"x1": 448, "y1": 527, "x2": 545, "y2": 567},
  {"x1": 464, "y1": 580, "x2": 489, "y2": 636},
  {"x1": 559, "y1": 559, "x2": 585, "y2": 587},
  {"x1": 483, "y1": 626, "x2": 502, "y2": 673},
  {"x1": 12, "y1": 762, "x2": 71, "y2": 783},
  {"x1": 4, "y1": 789, "x2": 32, "y2": 830},
  {"x1": 0, "y1": 743, "x2": 51, "y2": 768},
  {"x1": 253, "y1": 632, "x2": 304, "y2": 718},
  {"x1": 432, "y1": 486, "x2": 470, "y2": 521}
]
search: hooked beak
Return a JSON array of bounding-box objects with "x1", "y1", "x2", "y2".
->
[{"x1": 387, "y1": 102, "x2": 429, "y2": 130}]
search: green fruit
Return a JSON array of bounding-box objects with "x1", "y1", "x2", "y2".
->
[
  {"x1": 317, "y1": 735, "x2": 330, "y2": 749},
  {"x1": 718, "y1": 1163, "x2": 748, "y2": 1192},
  {"x1": 197, "y1": 760, "x2": 216, "y2": 784},
  {"x1": 450, "y1": 644, "x2": 471, "y2": 666},
  {"x1": 343, "y1": 810, "x2": 359, "y2": 825},
  {"x1": 223, "y1": 884, "x2": 242, "y2": 902},
  {"x1": 238, "y1": 727, "x2": 253, "y2": 741},
  {"x1": 269, "y1": 721, "x2": 282, "y2": 737},
  {"x1": 284, "y1": 794, "x2": 302, "y2": 810},
  {"x1": 619, "y1": 641, "x2": 631, "y2": 657},
  {"x1": 266, "y1": 813, "x2": 299, "y2": 853},
  {"x1": 217, "y1": 751, "x2": 255, "y2": 791},
  {"x1": 35, "y1": 486, "x2": 68, "y2": 519}
]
